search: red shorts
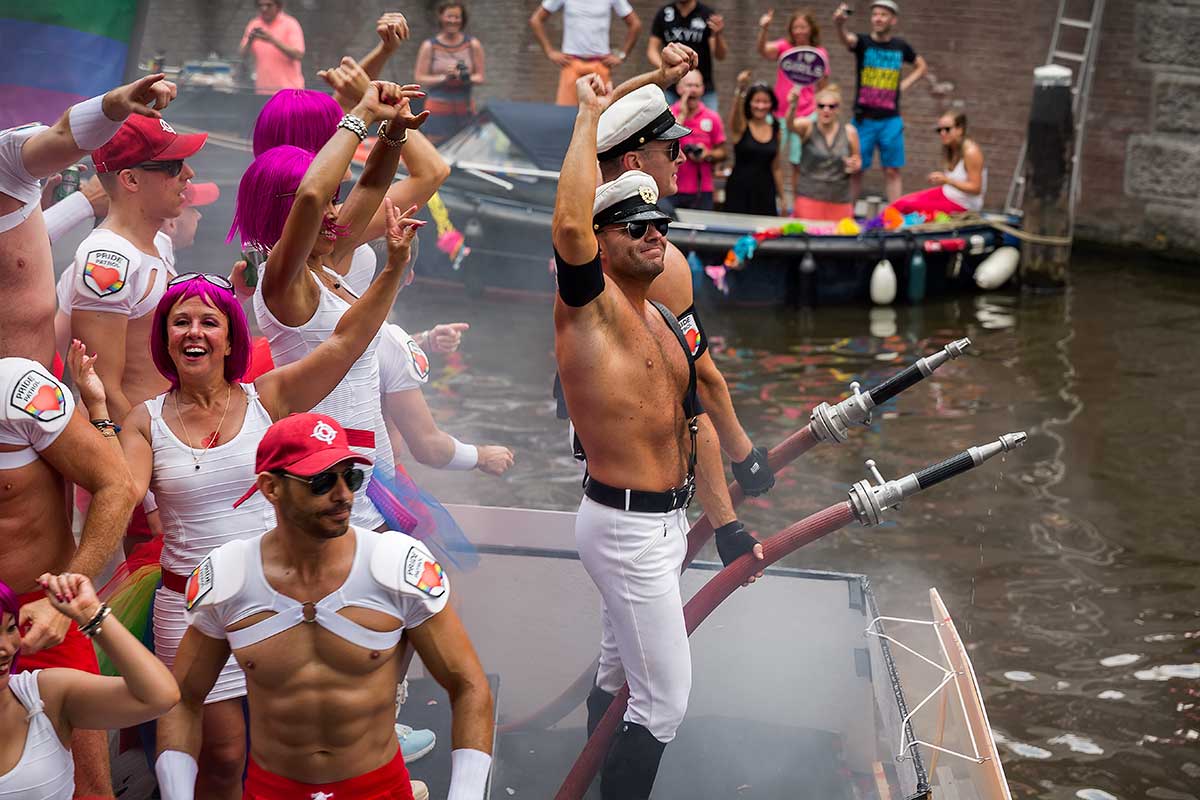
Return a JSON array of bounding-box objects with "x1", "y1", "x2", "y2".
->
[
  {"x1": 244, "y1": 749, "x2": 414, "y2": 800},
  {"x1": 15, "y1": 590, "x2": 101, "y2": 674}
]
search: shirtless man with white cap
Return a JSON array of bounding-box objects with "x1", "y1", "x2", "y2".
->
[
  {"x1": 168, "y1": 412, "x2": 493, "y2": 800},
  {"x1": 0, "y1": 73, "x2": 176, "y2": 366},
  {"x1": 552, "y1": 74, "x2": 762, "y2": 799}
]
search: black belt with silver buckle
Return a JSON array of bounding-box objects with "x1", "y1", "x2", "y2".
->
[{"x1": 584, "y1": 477, "x2": 694, "y2": 513}]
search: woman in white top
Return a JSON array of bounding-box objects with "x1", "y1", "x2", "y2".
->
[
  {"x1": 0, "y1": 573, "x2": 178, "y2": 800},
  {"x1": 891, "y1": 110, "x2": 987, "y2": 216},
  {"x1": 94, "y1": 121, "x2": 422, "y2": 795}
]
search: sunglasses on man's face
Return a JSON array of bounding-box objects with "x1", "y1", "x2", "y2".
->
[
  {"x1": 134, "y1": 159, "x2": 186, "y2": 178},
  {"x1": 645, "y1": 140, "x2": 681, "y2": 161},
  {"x1": 817, "y1": 102, "x2": 839, "y2": 110},
  {"x1": 279, "y1": 467, "x2": 365, "y2": 496},
  {"x1": 607, "y1": 219, "x2": 670, "y2": 240},
  {"x1": 168, "y1": 272, "x2": 235, "y2": 291}
]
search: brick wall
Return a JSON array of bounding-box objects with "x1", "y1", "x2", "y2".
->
[{"x1": 136, "y1": 0, "x2": 1196, "y2": 255}]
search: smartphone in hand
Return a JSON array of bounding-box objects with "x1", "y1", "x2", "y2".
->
[{"x1": 240, "y1": 250, "x2": 266, "y2": 289}]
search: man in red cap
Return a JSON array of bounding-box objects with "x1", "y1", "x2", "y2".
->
[
  {"x1": 0, "y1": 73, "x2": 176, "y2": 368},
  {"x1": 166, "y1": 413, "x2": 494, "y2": 800},
  {"x1": 66, "y1": 113, "x2": 207, "y2": 425}
]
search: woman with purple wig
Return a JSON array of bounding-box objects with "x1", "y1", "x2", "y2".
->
[
  {"x1": 0, "y1": 573, "x2": 178, "y2": 799},
  {"x1": 99, "y1": 80, "x2": 424, "y2": 795}
]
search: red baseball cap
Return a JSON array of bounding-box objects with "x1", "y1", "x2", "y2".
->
[
  {"x1": 184, "y1": 181, "x2": 219, "y2": 207},
  {"x1": 232, "y1": 413, "x2": 372, "y2": 508},
  {"x1": 92, "y1": 115, "x2": 208, "y2": 174}
]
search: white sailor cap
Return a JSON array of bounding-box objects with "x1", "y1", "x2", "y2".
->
[
  {"x1": 596, "y1": 85, "x2": 691, "y2": 162},
  {"x1": 592, "y1": 170, "x2": 672, "y2": 230}
]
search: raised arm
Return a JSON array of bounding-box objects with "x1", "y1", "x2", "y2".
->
[
  {"x1": 258, "y1": 199, "x2": 423, "y2": 419},
  {"x1": 347, "y1": 129, "x2": 446, "y2": 251},
  {"x1": 37, "y1": 573, "x2": 179, "y2": 732},
  {"x1": 832, "y1": 4, "x2": 858, "y2": 50},
  {"x1": 728, "y1": 71, "x2": 751, "y2": 140},
  {"x1": 17, "y1": 74, "x2": 176, "y2": 181},
  {"x1": 612, "y1": 42, "x2": 697, "y2": 103},
  {"x1": 757, "y1": 9, "x2": 781, "y2": 59},
  {"x1": 646, "y1": 35, "x2": 665, "y2": 68},
  {"x1": 709, "y1": 13, "x2": 728, "y2": 60},
  {"x1": 553, "y1": 76, "x2": 609, "y2": 265}
]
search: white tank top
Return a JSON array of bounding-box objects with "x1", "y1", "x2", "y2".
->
[
  {"x1": 147, "y1": 383, "x2": 278, "y2": 576},
  {"x1": 252, "y1": 269, "x2": 394, "y2": 529},
  {"x1": 0, "y1": 671, "x2": 74, "y2": 800},
  {"x1": 942, "y1": 158, "x2": 987, "y2": 212}
]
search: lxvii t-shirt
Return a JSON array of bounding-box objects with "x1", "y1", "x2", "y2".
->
[
  {"x1": 652, "y1": 3, "x2": 717, "y2": 93},
  {"x1": 852, "y1": 35, "x2": 917, "y2": 120}
]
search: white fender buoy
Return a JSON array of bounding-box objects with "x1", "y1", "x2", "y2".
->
[
  {"x1": 974, "y1": 246, "x2": 1020, "y2": 290},
  {"x1": 870, "y1": 258, "x2": 897, "y2": 305}
]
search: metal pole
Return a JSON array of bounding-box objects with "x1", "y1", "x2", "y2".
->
[{"x1": 1020, "y1": 65, "x2": 1074, "y2": 290}]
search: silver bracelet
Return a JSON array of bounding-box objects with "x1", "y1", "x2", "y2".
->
[
  {"x1": 337, "y1": 114, "x2": 369, "y2": 142},
  {"x1": 79, "y1": 604, "x2": 112, "y2": 639},
  {"x1": 378, "y1": 120, "x2": 408, "y2": 148}
]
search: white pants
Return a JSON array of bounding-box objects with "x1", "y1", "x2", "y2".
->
[
  {"x1": 154, "y1": 586, "x2": 246, "y2": 703},
  {"x1": 575, "y1": 496, "x2": 691, "y2": 743}
]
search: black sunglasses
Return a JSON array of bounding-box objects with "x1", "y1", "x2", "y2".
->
[
  {"x1": 134, "y1": 159, "x2": 185, "y2": 177},
  {"x1": 935, "y1": 126, "x2": 955, "y2": 134},
  {"x1": 607, "y1": 219, "x2": 670, "y2": 240},
  {"x1": 168, "y1": 272, "x2": 234, "y2": 290},
  {"x1": 279, "y1": 467, "x2": 365, "y2": 496},
  {"x1": 817, "y1": 102, "x2": 839, "y2": 110}
]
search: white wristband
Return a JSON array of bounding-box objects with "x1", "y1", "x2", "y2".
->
[
  {"x1": 68, "y1": 95, "x2": 125, "y2": 151},
  {"x1": 154, "y1": 750, "x2": 199, "y2": 800},
  {"x1": 445, "y1": 436, "x2": 479, "y2": 471},
  {"x1": 43, "y1": 190, "x2": 95, "y2": 244},
  {"x1": 447, "y1": 748, "x2": 492, "y2": 800}
]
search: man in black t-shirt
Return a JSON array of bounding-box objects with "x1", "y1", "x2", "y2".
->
[
  {"x1": 648, "y1": 1, "x2": 727, "y2": 107},
  {"x1": 833, "y1": 0, "x2": 926, "y2": 201}
]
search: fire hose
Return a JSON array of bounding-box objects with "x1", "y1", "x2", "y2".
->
[
  {"x1": 554, "y1": 432, "x2": 1028, "y2": 799},
  {"x1": 499, "y1": 338, "x2": 972, "y2": 734}
]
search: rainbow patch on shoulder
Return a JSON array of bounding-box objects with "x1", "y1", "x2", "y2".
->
[
  {"x1": 9, "y1": 370, "x2": 66, "y2": 422},
  {"x1": 82, "y1": 249, "x2": 129, "y2": 297},
  {"x1": 185, "y1": 558, "x2": 214, "y2": 610},
  {"x1": 404, "y1": 546, "x2": 445, "y2": 598}
]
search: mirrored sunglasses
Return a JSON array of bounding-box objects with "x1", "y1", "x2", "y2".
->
[
  {"x1": 280, "y1": 467, "x2": 365, "y2": 496},
  {"x1": 168, "y1": 272, "x2": 235, "y2": 291},
  {"x1": 134, "y1": 159, "x2": 185, "y2": 177}
]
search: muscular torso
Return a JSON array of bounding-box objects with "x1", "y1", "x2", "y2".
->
[
  {"x1": 556, "y1": 291, "x2": 692, "y2": 492},
  {"x1": 0, "y1": 209, "x2": 56, "y2": 366},
  {"x1": 0, "y1": 457, "x2": 73, "y2": 593}
]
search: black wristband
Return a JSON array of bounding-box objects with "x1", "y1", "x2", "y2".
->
[{"x1": 554, "y1": 249, "x2": 606, "y2": 307}]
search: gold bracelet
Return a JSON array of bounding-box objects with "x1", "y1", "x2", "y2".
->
[{"x1": 378, "y1": 121, "x2": 408, "y2": 148}]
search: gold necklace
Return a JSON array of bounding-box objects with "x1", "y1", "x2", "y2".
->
[{"x1": 174, "y1": 382, "x2": 232, "y2": 471}]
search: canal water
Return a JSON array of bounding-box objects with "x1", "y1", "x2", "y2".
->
[{"x1": 392, "y1": 254, "x2": 1199, "y2": 800}]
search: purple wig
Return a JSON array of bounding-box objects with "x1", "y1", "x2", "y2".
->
[
  {"x1": 252, "y1": 89, "x2": 342, "y2": 157},
  {"x1": 227, "y1": 145, "x2": 314, "y2": 251},
  {"x1": 0, "y1": 579, "x2": 20, "y2": 673},
  {"x1": 150, "y1": 278, "x2": 252, "y2": 390}
]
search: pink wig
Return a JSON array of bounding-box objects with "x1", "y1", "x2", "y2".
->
[
  {"x1": 150, "y1": 278, "x2": 252, "y2": 390},
  {"x1": 226, "y1": 145, "x2": 314, "y2": 251},
  {"x1": 0, "y1": 579, "x2": 21, "y2": 673},
  {"x1": 253, "y1": 89, "x2": 342, "y2": 156}
]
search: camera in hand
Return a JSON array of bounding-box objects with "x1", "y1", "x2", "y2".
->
[
  {"x1": 455, "y1": 60, "x2": 471, "y2": 83},
  {"x1": 683, "y1": 143, "x2": 704, "y2": 160}
]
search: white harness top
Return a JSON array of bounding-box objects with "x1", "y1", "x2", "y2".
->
[
  {"x1": 66, "y1": 228, "x2": 174, "y2": 320},
  {"x1": 56, "y1": 231, "x2": 174, "y2": 320},
  {"x1": 0, "y1": 671, "x2": 75, "y2": 800},
  {"x1": 185, "y1": 527, "x2": 448, "y2": 651},
  {"x1": 0, "y1": 124, "x2": 44, "y2": 235},
  {"x1": 0, "y1": 358, "x2": 73, "y2": 471},
  {"x1": 253, "y1": 269, "x2": 395, "y2": 529},
  {"x1": 147, "y1": 383, "x2": 278, "y2": 576}
]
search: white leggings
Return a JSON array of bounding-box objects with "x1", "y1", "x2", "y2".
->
[{"x1": 575, "y1": 496, "x2": 691, "y2": 743}]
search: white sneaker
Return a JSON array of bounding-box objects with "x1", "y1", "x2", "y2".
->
[{"x1": 396, "y1": 723, "x2": 437, "y2": 763}]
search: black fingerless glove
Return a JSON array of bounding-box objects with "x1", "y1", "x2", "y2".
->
[
  {"x1": 715, "y1": 521, "x2": 759, "y2": 567},
  {"x1": 732, "y1": 445, "x2": 775, "y2": 496}
]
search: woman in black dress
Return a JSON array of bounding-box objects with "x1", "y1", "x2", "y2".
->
[{"x1": 724, "y1": 70, "x2": 785, "y2": 216}]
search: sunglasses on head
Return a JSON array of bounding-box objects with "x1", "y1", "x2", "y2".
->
[
  {"x1": 817, "y1": 102, "x2": 839, "y2": 110},
  {"x1": 168, "y1": 272, "x2": 235, "y2": 291},
  {"x1": 279, "y1": 467, "x2": 365, "y2": 496},
  {"x1": 134, "y1": 159, "x2": 185, "y2": 177},
  {"x1": 935, "y1": 126, "x2": 955, "y2": 134}
]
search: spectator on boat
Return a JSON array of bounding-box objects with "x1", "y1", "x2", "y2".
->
[
  {"x1": 0, "y1": 573, "x2": 179, "y2": 800},
  {"x1": 530, "y1": 0, "x2": 642, "y2": 106},
  {"x1": 889, "y1": 110, "x2": 986, "y2": 216},
  {"x1": 648, "y1": 0, "x2": 726, "y2": 107},
  {"x1": 723, "y1": 72, "x2": 784, "y2": 216},
  {"x1": 239, "y1": 0, "x2": 306, "y2": 94},
  {"x1": 670, "y1": 70, "x2": 726, "y2": 211},
  {"x1": 757, "y1": 8, "x2": 829, "y2": 209},
  {"x1": 790, "y1": 85, "x2": 860, "y2": 221},
  {"x1": 415, "y1": 3, "x2": 486, "y2": 145},
  {"x1": 833, "y1": 0, "x2": 926, "y2": 202}
]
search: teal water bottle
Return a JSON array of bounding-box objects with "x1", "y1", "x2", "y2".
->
[{"x1": 907, "y1": 247, "x2": 927, "y2": 303}]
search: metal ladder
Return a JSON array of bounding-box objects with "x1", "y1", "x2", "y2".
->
[{"x1": 1004, "y1": 0, "x2": 1106, "y2": 218}]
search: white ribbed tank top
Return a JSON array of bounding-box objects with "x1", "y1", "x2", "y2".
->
[
  {"x1": 0, "y1": 671, "x2": 74, "y2": 800},
  {"x1": 148, "y1": 383, "x2": 277, "y2": 575},
  {"x1": 253, "y1": 268, "x2": 394, "y2": 529}
]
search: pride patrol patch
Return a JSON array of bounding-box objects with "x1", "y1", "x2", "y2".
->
[
  {"x1": 9, "y1": 369, "x2": 66, "y2": 422},
  {"x1": 186, "y1": 558, "x2": 214, "y2": 610},
  {"x1": 82, "y1": 249, "x2": 130, "y2": 297},
  {"x1": 407, "y1": 340, "x2": 430, "y2": 381},
  {"x1": 404, "y1": 546, "x2": 445, "y2": 598},
  {"x1": 678, "y1": 312, "x2": 701, "y2": 357}
]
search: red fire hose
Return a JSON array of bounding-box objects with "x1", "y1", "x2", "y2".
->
[{"x1": 554, "y1": 501, "x2": 858, "y2": 799}]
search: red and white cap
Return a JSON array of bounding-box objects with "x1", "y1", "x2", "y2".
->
[
  {"x1": 232, "y1": 413, "x2": 372, "y2": 508},
  {"x1": 92, "y1": 115, "x2": 208, "y2": 173}
]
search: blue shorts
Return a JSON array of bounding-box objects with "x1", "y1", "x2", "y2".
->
[{"x1": 856, "y1": 115, "x2": 905, "y2": 169}]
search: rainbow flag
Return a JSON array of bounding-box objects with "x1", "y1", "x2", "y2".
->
[{"x1": 0, "y1": 1, "x2": 142, "y2": 128}]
